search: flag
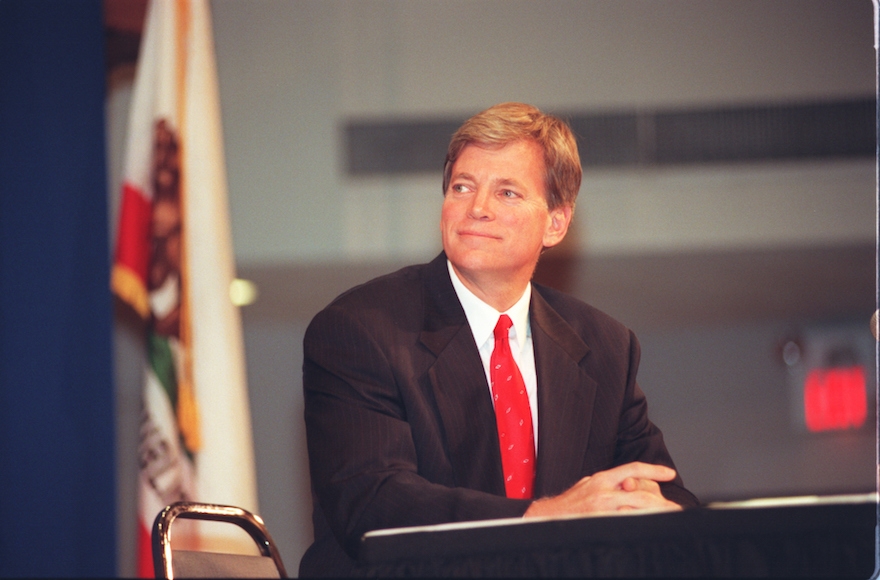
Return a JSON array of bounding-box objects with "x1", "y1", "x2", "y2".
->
[{"x1": 111, "y1": 0, "x2": 258, "y2": 575}]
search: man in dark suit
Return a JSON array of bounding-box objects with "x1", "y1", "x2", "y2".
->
[{"x1": 300, "y1": 102, "x2": 699, "y2": 576}]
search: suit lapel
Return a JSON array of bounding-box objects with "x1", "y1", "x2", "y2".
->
[
  {"x1": 419, "y1": 255, "x2": 506, "y2": 495},
  {"x1": 530, "y1": 290, "x2": 598, "y2": 498}
]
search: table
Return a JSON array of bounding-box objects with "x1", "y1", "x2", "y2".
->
[{"x1": 357, "y1": 494, "x2": 878, "y2": 577}]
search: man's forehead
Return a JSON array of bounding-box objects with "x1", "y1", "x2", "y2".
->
[{"x1": 450, "y1": 141, "x2": 545, "y2": 181}]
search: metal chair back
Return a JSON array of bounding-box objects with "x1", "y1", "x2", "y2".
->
[{"x1": 152, "y1": 501, "x2": 287, "y2": 579}]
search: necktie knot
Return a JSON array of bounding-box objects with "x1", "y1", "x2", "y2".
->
[{"x1": 494, "y1": 314, "x2": 513, "y2": 341}]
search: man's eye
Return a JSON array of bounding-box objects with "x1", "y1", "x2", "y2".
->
[
  {"x1": 452, "y1": 184, "x2": 471, "y2": 193},
  {"x1": 502, "y1": 190, "x2": 518, "y2": 198}
]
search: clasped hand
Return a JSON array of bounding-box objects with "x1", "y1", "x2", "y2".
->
[{"x1": 523, "y1": 462, "x2": 682, "y2": 518}]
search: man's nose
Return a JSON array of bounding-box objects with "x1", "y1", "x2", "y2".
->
[{"x1": 467, "y1": 188, "x2": 492, "y2": 219}]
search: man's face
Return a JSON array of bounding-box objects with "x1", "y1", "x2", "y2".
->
[{"x1": 441, "y1": 139, "x2": 570, "y2": 289}]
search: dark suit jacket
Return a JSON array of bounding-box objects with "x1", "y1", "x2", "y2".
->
[{"x1": 299, "y1": 252, "x2": 698, "y2": 576}]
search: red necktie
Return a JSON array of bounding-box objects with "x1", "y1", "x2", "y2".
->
[{"x1": 490, "y1": 314, "x2": 535, "y2": 499}]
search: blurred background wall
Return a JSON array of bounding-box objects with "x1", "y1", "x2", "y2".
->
[{"x1": 106, "y1": 0, "x2": 876, "y2": 575}]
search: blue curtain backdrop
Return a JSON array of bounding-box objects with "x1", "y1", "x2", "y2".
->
[{"x1": 0, "y1": 0, "x2": 116, "y2": 576}]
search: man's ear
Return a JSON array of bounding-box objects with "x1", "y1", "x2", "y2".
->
[{"x1": 543, "y1": 204, "x2": 573, "y2": 248}]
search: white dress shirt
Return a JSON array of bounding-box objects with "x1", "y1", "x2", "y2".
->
[{"x1": 447, "y1": 260, "x2": 539, "y2": 452}]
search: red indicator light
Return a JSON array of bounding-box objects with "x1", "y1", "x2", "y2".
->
[{"x1": 803, "y1": 366, "x2": 867, "y2": 432}]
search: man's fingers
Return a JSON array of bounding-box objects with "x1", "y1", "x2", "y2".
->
[
  {"x1": 612, "y1": 461, "x2": 676, "y2": 483},
  {"x1": 620, "y1": 476, "x2": 661, "y2": 493},
  {"x1": 608, "y1": 485, "x2": 683, "y2": 512},
  {"x1": 615, "y1": 490, "x2": 683, "y2": 512}
]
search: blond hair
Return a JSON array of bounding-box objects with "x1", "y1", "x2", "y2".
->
[{"x1": 442, "y1": 102, "x2": 581, "y2": 210}]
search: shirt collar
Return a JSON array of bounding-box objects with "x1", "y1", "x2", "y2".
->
[{"x1": 447, "y1": 260, "x2": 531, "y2": 350}]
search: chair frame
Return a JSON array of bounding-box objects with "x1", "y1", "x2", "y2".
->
[{"x1": 152, "y1": 501, "x2": 287, "y2": 579}]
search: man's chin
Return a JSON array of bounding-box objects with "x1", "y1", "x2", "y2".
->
[{"x1": 446, "y1": 249, "x2": 497, "y2": 272}]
